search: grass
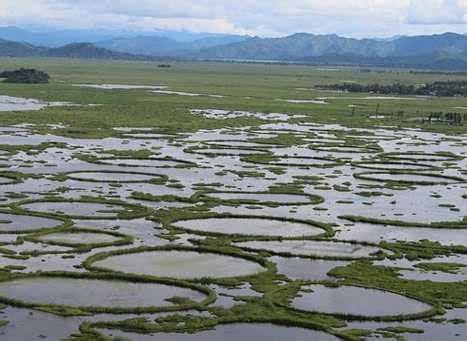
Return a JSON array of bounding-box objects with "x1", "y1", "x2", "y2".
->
[
  {"x1": 414, "y1": 262, "x2": 466, "y2": 274},
  {"x1": 329, "y1": 261, "x2": 467, "y2": 309},
  {"x1": 0, "y1": 58, "x2": 464, "y2": 137}
]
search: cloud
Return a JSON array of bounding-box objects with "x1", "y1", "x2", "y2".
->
[
  {"x1": 406, "y1": 0, "x2": 467, "y2": 24},
  {"x1": 0, "y1": 1, "x2": 465, "y2": 37}
]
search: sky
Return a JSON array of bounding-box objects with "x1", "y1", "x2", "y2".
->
[{"x1": 0, "y1": 0, "x2": 466, "y2": 38}]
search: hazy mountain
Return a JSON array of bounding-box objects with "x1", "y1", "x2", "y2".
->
[
  {"x1": 97, "y1": 34, "x2": 249, "y2": 57},
  {"x1": 41, "y1": 43, "x2": 149, "y2": 60},
  {"x1": 0, "y1": 40, "x2": 156, "y2": 60},
  {"x1": 0, "y1": 39, "x2": 46, "y2": 56},
  {"x1": 191, "y1": 32, "x2": 467, "y2": 60},
  {"x1": 1, "y1": 30, "x2": 467, "y2": 70},
  {"x1": 0, "y1": 26, "x2": 118, "y2": 47}
]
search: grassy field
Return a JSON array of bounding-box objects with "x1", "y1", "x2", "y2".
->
[{"x1": 0, "y1": 58, "x2": 466, "y2": 136}]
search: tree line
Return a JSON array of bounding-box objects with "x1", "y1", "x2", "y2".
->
[{"x1": 318, "y1": 80, "x2": 467, "y2": 97}]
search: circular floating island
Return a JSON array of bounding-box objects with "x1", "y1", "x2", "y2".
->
[
  {"x1": 0, "y1": 275, "x2": 208, "y2": 313},
  {"x1": 66, "y1": 171, "x2": 166, "y2": 183},
  {"x1": 90, "y1": 249, "x2": 266, "y2": 279},
  {"x1": 292, "y1": 285, "x2": 432, "y2": 319},
  {"x1": 381, "y1": 152, "x2": 463, "y2": 162},
  {"x1": 171, "y1": 217, "x2": 326, "y2": 237},
  {"x1": 354, "y1": 171, "x2": 465, "y2": 185},
  {"x1": 189, "y1": 147, "x2": 269, "y2": 156},
  {"x1": 97, "y1": 157, "x2": 193, "y2": 168},
  {"x1": 310, "y1": 144, "x2": 380, "y2": 154},
  {"x1": 18, "y1": 200, "x2": 149, "y2": 219},
  {"x1": 247, "y1": 156, "x2": 341, "y2": 168},
  {"x1": 121, "y1": 133, "x2": 176, "y2": 139},
  {"x1": 352, "y1": 161, "x2": 438, "y2": 171},
  {"x1": 236, "y1": 240, "x2": 387, "y2": 259},
  {"x1": 31, "y1": 229, "x2": 131, "y2": 249},
  {"x1": 203, "y1": 192, "x2": 322, "y2": 205},
  {"x1": 205, "y1": 140, "x2": 283, "y2": 149},
  {"x1": 0, "y1": 212, "x2": 65, "y2": 233},
  {"x1": 0, "y1": 176, "x2": 17, "y2": 185}
]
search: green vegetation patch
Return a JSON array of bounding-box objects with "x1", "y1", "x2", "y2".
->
[
  {"x1": 329, "y1": 261, "x2": 467, "y2": 310},
  {"x1": 0, "y1": 271, "x2": 215, "y2": 316},
  {"x1": 414, "y1": 262, "x2": 466, "y2": 274}
]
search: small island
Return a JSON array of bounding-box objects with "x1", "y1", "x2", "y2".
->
[{"x1": 0, "y1": 68, "x2": 50, "y2": 84}]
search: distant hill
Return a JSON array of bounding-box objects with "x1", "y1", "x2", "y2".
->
[
  {"x1": 0, "y1": 39, "x2": 46, "y2": 57},
  {"x1": 41, "y1": 43, "x2": 148, "y2": 60},
  {"x1": 0, "y1": 40, "x2": 157, "y2": 60},
  {"x1": 0, "y1": 26, "x2": 117, "y2": 47},
  {"x1": 191, "y1": 32, "x2": 467, "y2": 63},
  {"x1": 1, "y1": 30, "x2": 467, "y2": 70},
  {"x1": 96, "y1": 34, "x2": 249, "y2": 57}
]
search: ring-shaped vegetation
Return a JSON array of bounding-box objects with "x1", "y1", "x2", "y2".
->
[
  {"x1": 0, "y1": 171, "x2": 25, "y2": 186},
  {"x1": 84, "y1": 245, "x2": 272, "y2": 281},
  {"x1": 0, "y1": 271, "x2": 215, "y2": 315},
  {"x1": 119, "y1": 132, "x2": 179, "y2": 140},
  {"x1": 198, "y1": 191, "x2": 324, "y2": 206},
  {"x1": 242, "y1": 154, "x2": 343, "y2": 168},
  {"x1": 0, "y1": 209, "x2": 71, "y2": 234},
  {"x1": 89, "y1": 156, "x2": 196, "y2": 169},
  {"x1": 235, "y1": 239, "x2": 391, "y2": 261},
  {"x1": 65, "y1": 170, "x2": 168, "y2": 184},
  {"x1": 168, "y1": 214, "x2": 332, "y2": 239},
  {"x1": 379, "y1": 152, "x2": 463, "y2": 162},
  {"x1": 185, "y1": 145, "x2": 270, "y2": 157},
  {"x1": 339, "y1": 215, "x2": 467, "y2": 230},
  {"x1": 354, "y1": 171, "x2": 465, "y2": 185},
  {"x1": 23, "y1": 227, "x2": 134, "y2": 252},
  {"x1": 14, "y1": 198, "x2": 152, "y2": 220},
  {"x1": 342, "y1": 134, "x2": 397, "y2": 142},
  {"x1": 351, "y1": 161, "x2": 439, "y2": 172},
  {"x1": 284, "y1": 283, "x2": 436, "y2": 322},
  {"x1": 203, "y1": 140, "x2": 284, "y2": 149},
  {"x1": 309, "y1": 144, "x2": 381, "y2": 154}
]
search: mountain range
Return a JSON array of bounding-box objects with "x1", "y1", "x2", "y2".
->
[{"x1": 0, "y1": 27, "x2": 467, "y2": 70}]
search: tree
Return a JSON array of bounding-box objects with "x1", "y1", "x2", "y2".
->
[{"x1": 0, "y1": 68, "x2": 50, "y2": 84}]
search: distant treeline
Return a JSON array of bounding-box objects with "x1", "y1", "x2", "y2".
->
[
  {"x1": 318, "y1": 80, "x2": 467, "y2": 97},
  {"x1": 0, "y1": 68, "x2": 49, "y2": 84}
]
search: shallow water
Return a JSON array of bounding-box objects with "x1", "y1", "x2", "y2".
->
[
  {"x1": 353, "y1": 162, "x2": 436, "y2": 171},
  {"x1": 37, "y1": 232, "x2": 121, "y2": 245},
  {"x1": 0, "y1": 213, "x2": 63, "y2": 232},
  {"x1": 206, "y1": 192, "x2": 313, "y2": 204},
  {"x1": 20, "y1": 202, "x2": 130, "y2": 218},
  {"x1": 0, "y1": 176, "x2": 15, "y2": 184},
  {"x1": 172, "y1": 217, "x2": 324, "y2": 237},
  {"x1": 292, "y1": 285, "x2": 431, "y2": 317},
  {"x1": 193, "y1": 148, "x2": 268, "y2": 156},
  {"x1": 0, "y1": 96, "x2": 46, "y2": 112},
  {"x1": 271, "y1": 257, "x2": 348, "y2": 281},
  {"x1": 268, "y1": 156, "x2": 338, "y2": 167},
  {"x1": 0, "y1": 118, "x2": 465, "y2": 339},
  {"x1": 99, "y1": 158, "x2": 188, "y2": 168},
  {"x1": 0, "y1": 277, "x2": 206, "y2": 308},
  {"x1": 357, "y1": 172, "x2": 463, "y2": 184},
  {"x1": 67, "y1": 171, "x2": 162, "y2": 182},
  {"x1": 93, "y1": 250, "x2": 266, "y2": 279},
  {"x1": 237, "y1": 240, "x2": 385, "y2": 259}
]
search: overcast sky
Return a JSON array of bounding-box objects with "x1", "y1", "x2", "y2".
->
[{"x1": 0, "y1": 0, "x2": 466, "y2": 37}]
